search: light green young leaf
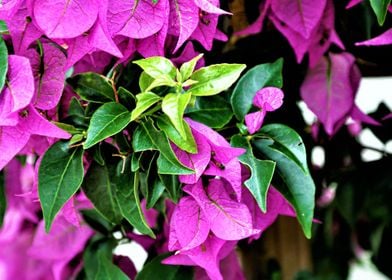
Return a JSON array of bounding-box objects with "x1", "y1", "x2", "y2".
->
[
  {"x1": 67, "y1": 72, "x2": 115, "y2": 103},
  {"x1": 156, "y1": 115, "x2": 197, "y2": 154},
  {"x1": 84, "y1": 102, "x2": 132, "y2": 149},
  {"x1": 130, "y1": 92, "x2": 161, "y2": 121},
  {"x1": 139, "y1": 72, "x2": 154, "y2": 92},
  {"x1": 180, "y1": 53, "x2": 204, "y2": 81},
  {"x1": 231, "y1": 59, "x2": 283, "y2": 120},
  {"x1": 187, "y1": 64, "x2": 246, "y2": 96},
  {"x1": 162, "y1": 92, "x2": 192, "y2": 138},
  {"x1": 231, "y1": 135, "x2": 275, "y2": 212},
  {"x1": 253, "y1": 124, "x2": 315, "y2": 238},
  {"x1": 134, "y1": 56, "x2": 176, "y2": 81},
  {"x1": 0, "y1": 36, "x2": 8, "y2": 92},
  {"x1": 369, "y1": 0, "x2": 391, "y2": 25},
  {"x1": 39, "y1": 141, "x2": 84, "y2": 232}
]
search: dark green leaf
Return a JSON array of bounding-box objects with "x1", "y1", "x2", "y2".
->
[
  {"x1": 84, "y1": 102, "x2": 132, "y2": 149},
  {"x1": 84, "y1": 238, "x2": 126, "y2": 280},
  {"x1": 156, "y1": 115, "x2": 197, "y2": 154},
  {"x1": 39, "y1": 141, "x2": 84, "y2": 232},
  {"x1": 68, "y1": 97, "x2": 85, "y2": 117},
  {"x1": 0, "y1": 171, "x2": 6, "y2": 227},
  {"x1": 186, "y1": 95, "x2": 233, "y2": 128},
  {"x1": 162, "y1": 92, "x2": 192, "y2": 138},
  {"x1": 231, "y1": 135, "x2": 275, "y2": 212},
  {"x1": 130, "y1": 92, "x2": 161, "y2": 121},
  {"x1": 82, "y1": 162, "x2": 123, "y2": 224},
  {"x1": 147, "y1": 179, "x2": 165, "y2": 209},
  {"x1": 95, "y1": 252, "x2": 130, "y2": 280},
  {"x1": 116, "y1": 169, "x2": 155, "y2": 238},
  {"x1": 118, "y1": 87, "x2": 136, "y2": 111},
  {"x1": 180, "y1": 53, "x2": 203, "y2": 81},
  {"x1": 68, "y1": 72, "x2": 115, "y2": 103},
  {"x1": 132, "y1": 119, "x2": 193, "y2": 175},
  {"x1": 231, "y1": 58, "x2": 283, "y2": 120},
  {"x1": 253, "y1": 125, "x2": 315, "y2": 238},
  {"x1": 0, "y1": 36, "x2": 8, "y2": 92},
  {"x1": 159, "y1": 174, "x2": 181, "y2": 203},
  {"x1": 136, "y1": 254, "x2": 193, "y2": 280},
  {"x1": 81, "y1": 209, "x2": 113, "y2": 235},
  {"x1": 188, "y1": 64, "x2": 246, "y2": 96},
  {"x1": 369, "y1": 0, "x2": 391, "y2": 25},
  {"x1": 133, "y1": 57, "x2": 176, "y2": 81}
]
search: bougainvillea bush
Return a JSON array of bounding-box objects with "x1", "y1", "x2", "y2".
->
[{"x1": 0, "y1": 0, "x2": 391, "y2": 279}]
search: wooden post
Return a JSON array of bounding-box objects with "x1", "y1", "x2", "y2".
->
[{"x1": 240, "y1": 216, "x2": 312, "y2": 279}]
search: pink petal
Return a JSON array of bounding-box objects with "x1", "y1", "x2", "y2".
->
[
  {"x1": 173, "y1": 130, "x2": 211, "y2": 184},
  {"x1": 184, "y1": 180, "x2": 259, "y2": 241},
  {"x1": 193, "y1": 0, "x2": 230, "y2": 15},
  {"x1": 33, "y1": 0, "x2": 98, "y2": 38},
  {"x1": 300, "y1": 52, "x2": 357, "y2": 135},
  {"x1": 170, "y1": 196, "x2": 210, "y2": 251},
  {"x1": 0, "y1": 55, "x2": 34, "y2": 115},
  {"x1": 245, "y1": 111, "x2": 265, "y2": 134},
  {"x1": 271, "y1": 0, "x2": 327, "y2": 39},
  {"x1": 168, "y1": 0, "x2": 199, "y2": 52},
  {"x1": 253, "y1": 87, "x2": 284, "y2": 111},
  {"x1": 108, "y1": 0, "x2": 167, "y2": 39},
  {"x1": 356, "y1": 28, "x2": 392, "y2": 46},
  {"x1": 34, "y1": 42, "x2": 67, "y2": 110}
]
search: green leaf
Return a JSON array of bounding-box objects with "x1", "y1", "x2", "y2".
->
[
  {"x1": 156, "y1": 115, "x2": 197, "y2": 154},
  {"x1": 0, "y1": 36, "x2": 8, "y2": 92},
  {"x1": 0, "y1": 20, "x2": 8, "y2": 34},
  {"x1": 68, "y1": 72, "x2": 115, "y2": 103},
  {"x1": 117, "y1": 87, "x2": 136, "y2": 111},
  {"x1": 147, "y1": 179, "x2": 165, "y2": 209},
  {"x1": 130, "y1": 92, "x2": 161, "y2": 121},
  {"x1": 139, "y1": 72, "x2": 154, "y2": 92},
  {"x1": 369, "y1": 0, "x2": 391, "y2": 25},
  {"x1": 84, "y1": 238, "x2": 127, "y2": 280},
  {"x1": 53, "y1": 122, "x2": 83, "y2": 135},
  {"x1": 253, "y1": 124, "x2": 315, "y2": 238},
  {"x1": 132, "y1": 119, "x2": 193, "y2": 175},
  {"x1": 186, "y1": 95, "x2": 233, "y2": 128},
  {"x1": 231, "y1": 58, "x2": 283, "y2": 120},
  {"x1": 162, "y1": 92, "x2": 192, "y2": 138},
  {"x1": 0, "y1": 171, "x2": 6, "y2": 227},
  {"x1": 116, "y1": 169, "x2": 156, "y2": 238},
  {"x1": 180, "y1": 53, "x2": 203, "y2": 81},
  {"x1": 84, "y1": 102, "x2": 132, "y2": 149},
  {"x1": 159, "y1": 174, "x2": 181, "y2": 203},
  {"x1": 231, "y1": 135, "x2": 275, "y2": 212},
  {"x1": 95, "y1": 252, "x2": 130, "y2": 280},
  {"x1": 68, "y1": 97, "x2": 85, "y2": 117},
  {"x1": 255, "y1": 124, "x2": 309, "y2": 173},
  {"x1": 134, "y1": 57, "x2": 176, "y2": 81},
  {"x1": 38, "y1": 141, "x2": 84, "y2": 232},
  {"x1": 187, "y1": 64, "x2": 246, "y2": 96},
  {"x1": 136, "y1": 254, "x2": 193, "y2": 280},
  {"x1": 82, "y1": 162, "x2": 123, "y2": 224}
]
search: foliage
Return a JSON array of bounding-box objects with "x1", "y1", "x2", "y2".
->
[{"x1": 0, "y1": 0, "x2": 391, "y2": 279}]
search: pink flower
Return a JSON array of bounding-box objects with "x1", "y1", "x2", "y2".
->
[{"x1": 245, "y1": 87, "x2": 284, "y2": 134}]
